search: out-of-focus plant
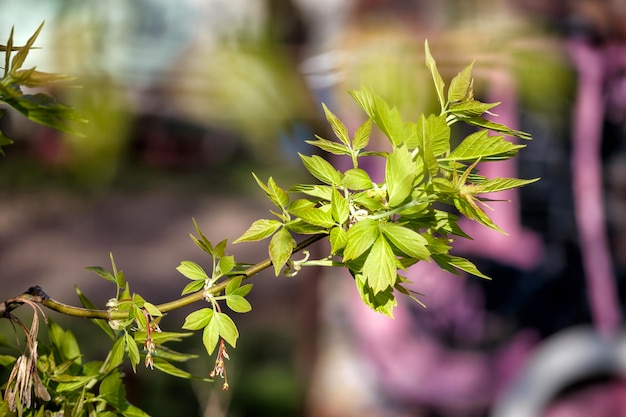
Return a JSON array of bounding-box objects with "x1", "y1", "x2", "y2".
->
[
  {"x1": 0, "y1": 24, "x2": 537, "y2": 417},
  {"x1": 0, "y1": 22, "x2": 85, "y2": 155}
]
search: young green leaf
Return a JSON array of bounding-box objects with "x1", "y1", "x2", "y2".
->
[
  {"x1": 125, "y1": 332, "x2": 140, "y2": 371},
  {"x1": 322, "y1": 103, "x2": 350, "y2": 146},
  {"x1": 329, "y1": 226, "x2": 348, "y2": 254},
  {"x1": 48, "y1": 320, "x2": 81, "y2": 365},
  {"x1": 380, "y1": 223, "x2": 430, "y2": 260},
  {"x1": 446, "y1": 130, "x2": 524, "y2": 162},
  {"x1": 182, "y1": 308, "x2": 214, "y2": 331},
  {"x1": 214, "y1": 312, "x2": 239, "y2": 348},
  {"x1": 292, "y1": 207, "x2": 335, "y2": 228},
  {"x1": 354, "y1": 273, "x2": 397, "y2": 317},
  {"x1": 269, "y1": 227, "x2": 295, "y2": 276},
  {"x1": 306, "y1": 136, "x2": 351, "y2": 156},
  {"x1": 176, "y1": 261, "x2": 209, "y2": 281},
  {"x1": 85, "y1": 266, "x2": 116, "y2": 284},
  {"x1": 299, "y1": 153, "x2": 343, "y2": 186},
  {"x1": 352, "y1": 118, "x2": 372, "y2": 151},
  {"x1": 385, "y1": 145, "x2": 416, "y2": 206},
  {"x1": 226, "y1": 276, "x2": 243, "y2": 295},
  {"x1": 362, "y1": 235, "x2": 398, "y2": 293},
  {"x1": 203, "y1": 318, "x2": 220, "y2": 356},
  {"x1": 447, "y1": 61, "x2": 475, "y2": 103},
  {"x1": 432, "y1": 253, "x2": 490, "y2": 279},
  {"x1": 218, "y1": 255, "x2": 235, "y2": 276},
  {"x1": 475, "y1": 177, "x2": 539, "y2": 193},
  {"x1": 343, "y1": 168, "x2": 372, "y2": 191},
  {"x1": 449, "y1": 100, "x2": 500, "y2": 118},
  {"x1": 331, "y1": 187, "x2": 350, "y2": 225},
  {"x1": 180, "y1": 279, "x2": 205, "y2": 296},
  {"x1": 424, "y1": 39, "x2": 446, "y2": 111},
  {"x1": 343, "y1": 218, "x2": 379, "y2": 261},
  {"x1": 226, "y1": 295, "x2": 252, "y2": 313},
  {"x1": 233, "y1": 219, "x2": 282, "y2": 243}
]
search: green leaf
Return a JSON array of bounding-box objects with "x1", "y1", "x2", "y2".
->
[
  {"x1": 122, "y1": 404, "x2": 151, "y2": 417},
  {"x1": 203, "y1": 318, "x2": 220, "y2": 356},
  {"x1": 176, "y1": 261, "x2": 209, "y2": 281},
  {"x1": 85, "y1": 266, "x2": 116, "y2": 284},
  {"x1": 447, "y1": 61, "x2": 475, "y2": 103},
  {"x1": 153, "y1": 359, "x2": 195, "y2": 379},
  {"x1": 380, "y1": 223, "x2": 430, "y2": 260},
  {"x1": 10, "y1": 22, "x2": 43, "y2": 72},
  {"x1": 331, "y1": 187, "x2": 350, "y2": 225},
  {"x1": 449, "y1": 100, "x2": 500, "y2": 118},
  {"x1": 99, "y1": 372, "x2": 127, "y2": 409},
  {"x1": 414, "y1": 114, "x2": 439, "y2": 177},
  {"x1": 226, "y1": 295, "x2": 252, "y2": 313},
  {"x1": 269, "y1": 227, "x2": 295, "y2": 275},
  {"x1": 343, "y1": 218, "x2": 379, "y2": 261},
  {"x1": 182, "y1": 308, "x2": 214, "y2": 331},
  {"x1": 48, "y1": 320, "x2": 81, "y2": 365},
  {"x1": 329, "y1": 226, "x2": 348, "y2": 254},
  {"x1": 290, "y1": 184, "x2": 333, "y2": 201},
  {"x1": 181, "y1": 279, "x2": 205, "y2": 295},
  {"x1": 453, "y1": 196, "x2": 505, "y2": 233},
  {"x1": 299, "y1": 153, "x2": 343, "y2": 186},
  {"x1": 233, "y1": 218, "x2": 283, "y2": 243},
  {"x1": 354, "y1": 273, "x2": 397, "y2": 317},
  {"x1": 218, "y1": 255, "x2": 235, "y2": 276},
  {"x1": 306, "y1": 136, "x2": 351, "y2": 156},
  {"x1": 349, "y1": 86, "x2": 404, "y2": 146},
  {"x1": 343, "y1": 168, "x2": 372, "y2": 190},
  {"x1": 432, "y1": 253, "x2": 490, "y2": 279},
  {"x1": 226, "y1": 276, "x2": 243, "y2": 295},
  {"x1": 424, "y1": 40, "x2": 446, "y2": 110},
  {"x1": 464, "y1": 117, "x2": 532, "y2": 140},
  {"x1": 214, "y1": 312, "x2": 239, "y2": 348},
  {"x1": 385, "y1": 145, "x2": 416, "y2": 206},
  {"x1": 352, "y1": 118, "x2": 371, "y2": 151},
  {"x1": 267, "y1": 177, "x2": 290, "y2": 209},
  {"x1": 232, "y1": 283, "x2": 253, "y2": 297},
  {"x1": 292, "y1": 207, "x2": 335, "y2": 228},
  {"x1": 362, "y1": 235, "x2": 398, "y2": 293},
  {"x1": 191, "y1": 218, "x2": 213, "y2": 254},
  {"x1": 103, "y1": 337, "x2": 126, "y2": 372},
  {"x1": 214, "y1": 239, "x2": 228, "y2": 258},
  {"x1": 476, "y1": 177, "x2": 539, "y2": 193},
  {"x1": 322, "y1": 103, "x2": 350, "y2": 146},
  {"x1": 125, "y1": 332, "x2": 140, "y2": 371},
  {"x1": 143, "y1": 302, "x2": 162, "y2": 317},
  {"x1": 75, "y1": 286, "x2": 115, "y2": 339},
  {"x1": 446, "y1": 130, "x2": 525, "y2": 162}
]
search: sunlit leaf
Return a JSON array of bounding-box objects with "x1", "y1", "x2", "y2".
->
[
  {"x1": 343, "y1": 168, "x2": 372, "y2": 190},
  {"x1": 331, "y1": 187, "x2": 350, "y2": 225},
  {"x1": 424, "y1": 40, "x2": 446, "y2": 110},
  {"x1": 233, "y1": 219, "x2": 282, "y2": 243},
  {"x1": 299, "y1": 153, "x2": 343, "y2": 186},
  {"x1": 226, "y1": 295, "x2": 252, "y2": 313},
  {"x1": 343, "y1": 218, "x2": 379, "y2": 261},
  {"x1": 269, "y1": 227, "x2": 295, "y2": 275},
  {"x1": 182, "y1": 308, "x2": 214, "y2": 331},
  {"x1": 176, "y1": 261, "x2": 209, "y2": 281},
  {"x1": 215, "y1": 312, "x2": 239, "y2": 348},
  {"x1": 448, "y1": 61, "x2": 475, "y2": 103},
  {"x1": 380, "y1": 223, "x2": 430, "y2": 260},
  {"x1": 362, "y1": 236, "x2": 398, "y2": 293},
  {"x1": 385, "y1": 145, "x2": 416, "y2": 206},
  {"x1": 322, "y1": 103, "x2": 350, "y2": 146}
]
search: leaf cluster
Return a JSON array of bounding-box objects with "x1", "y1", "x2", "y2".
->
[{"x1": 235, "y1": 40, "x2": 537, "y2": 316}]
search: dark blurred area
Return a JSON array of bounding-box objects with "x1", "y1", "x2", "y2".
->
[{"x1": 1, "y1": 0, "x2": 626, "y2": 416}]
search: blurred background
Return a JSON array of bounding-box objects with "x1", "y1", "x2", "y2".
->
[{"x1": 1, "y1": 0, "x2": 626, "y2": 416}]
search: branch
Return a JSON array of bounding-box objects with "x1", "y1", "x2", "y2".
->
[{"x1": 1, "y1": 234, "x2": 326, "y2": 321}]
